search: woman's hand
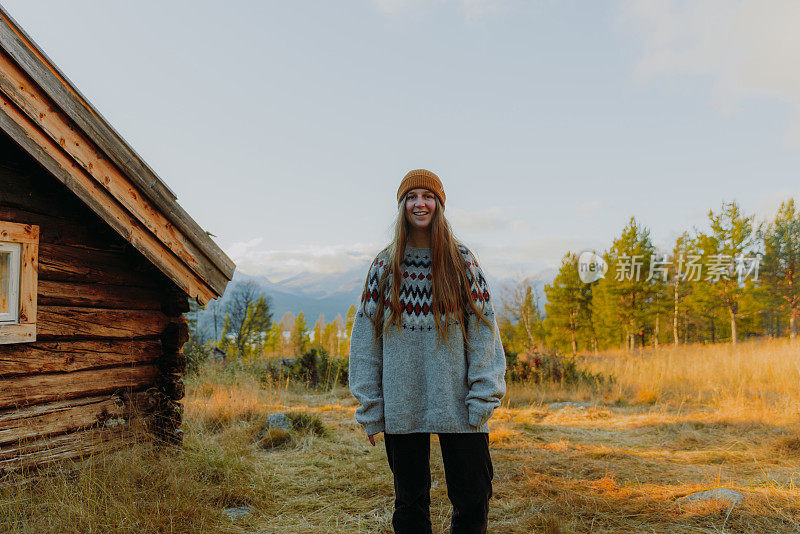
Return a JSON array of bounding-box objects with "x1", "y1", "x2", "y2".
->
[{"x1": 367, "y1": 433, "x2": 377, "y2": 446}]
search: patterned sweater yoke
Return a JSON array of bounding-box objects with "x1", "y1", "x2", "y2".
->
[{"x1": 348, "y1": 244, "x2": 507, "y2": 435}]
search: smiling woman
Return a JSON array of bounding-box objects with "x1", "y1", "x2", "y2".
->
[{"x1": 348, "y1": 168, "x2": 506, "y2": 533}]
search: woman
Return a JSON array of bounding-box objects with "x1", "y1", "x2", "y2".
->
[{"x1": 349, "y1": 168, "x2": 507, "y2": 534}]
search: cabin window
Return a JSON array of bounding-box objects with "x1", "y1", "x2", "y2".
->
[
  {"x1": 0, "y1": 242, "x2": 21, "y2": 324},
  {"x1": 0, "y1": 221, "x2": 38, "y2": 344}
]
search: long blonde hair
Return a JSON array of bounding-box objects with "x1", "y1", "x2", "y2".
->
[{"x1": 360, "y1": 192, "x2": 494, "y2": 355}]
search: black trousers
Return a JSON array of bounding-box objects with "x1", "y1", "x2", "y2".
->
[{"x1": 384, "y1": 432, "x2": 494, "y2": 534}]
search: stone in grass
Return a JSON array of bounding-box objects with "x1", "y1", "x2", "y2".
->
[
  {"x1": 266, "y1": 412, "x2": 292, "y2": 431},
  {"x1": 255, "y1": 411, "x2": 329, "y2": 450},
  {"x1": 223, "y1": 506, "x2": 252, "y2": 520},
  {"x1": 546, "y1": 402, "x2": 595, "y2": 411},
  {"x1": 679, "y1": 488, "x2": 744, "y2": 507}
]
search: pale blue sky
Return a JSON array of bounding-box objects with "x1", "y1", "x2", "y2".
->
[{"x1": 4, "y1": 0, "x2": 799, "y2": 281}]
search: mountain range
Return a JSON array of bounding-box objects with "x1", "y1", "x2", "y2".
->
[{"x1": 195, "y1": 264, "x2": 557, "y2": 338}]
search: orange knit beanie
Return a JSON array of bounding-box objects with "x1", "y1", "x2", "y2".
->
[{"x1": 397, "y1": 169, "x2": 446, "y2": 209}]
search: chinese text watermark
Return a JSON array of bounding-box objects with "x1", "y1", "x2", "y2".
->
[{"x1": 577, "y1": 251, "x2": 762, "y2": 284}]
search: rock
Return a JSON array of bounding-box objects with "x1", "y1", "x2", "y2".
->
[
  {"x1": 266, "y1": 413, "x2": 292, "y2": 431},
  {"x1": 679, "y1": 488, "x2": 743, "y2": 506},
  {"x1": 223, "y1": 506, "x2": 252, "y2": 520},
  {"x1": 546, "y1": 402, "x2": 594, "y2": 411}
]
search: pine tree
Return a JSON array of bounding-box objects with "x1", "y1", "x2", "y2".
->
[
  {"x1": 291, "y1": 312, "x2": 311, "y2": 356},
  {"x1": 759, "y1": 198, "x2": 800, "y2": 338},
  {"x1": 342, "y1": 305, "x2": 356, "y2": 356},
  {"x1": 502, "y1": 278, "x2": 545, "y2": 354},
  {"x1": 694, "y1": 201, "x2": 756, "y2": 345},
  {"x1": 544, "y1": 252, "x2": 591, "y2": 356},
  {"x1": 313, "y1": 313, "x2": 325, "y2": 349},
  {"x1": 593, "y1": 217, "x2": 656, "y2": 351},
  {"x1": 320, "y1": 321, "x2": 337, "y2": 357}
]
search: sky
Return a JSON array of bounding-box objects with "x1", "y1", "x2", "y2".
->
[{"x1": 3, "y1": 0, "x2": 800, "y2": 282}]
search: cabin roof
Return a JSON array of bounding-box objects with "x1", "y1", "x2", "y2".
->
[{"x1": 0, "y1": 6, "x2": 234, "y2": 304}]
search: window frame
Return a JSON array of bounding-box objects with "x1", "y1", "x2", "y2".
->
[
  {"x1": 0, "y1": 221, "x2": 39, "y2": 344},
  {"x1": 0, "y1": 241, "x2": 21, "y2": 324}
]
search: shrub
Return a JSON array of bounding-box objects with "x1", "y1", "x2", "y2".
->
[
  {"x1": 291, "y1": 348, "x2": 321, "y2": 387},
  {"x1": 505, "y1": 346, "x2": 608, "y2": 387},
  {"x1": 285, "y1": 411, "x2": 329, "y2": 438},
  {"x1": 318, "y1": 350, "x2": 349, "y2": 391},
  {"x1": 184, "y1": 340, "x2": 210, "y2": 375}
]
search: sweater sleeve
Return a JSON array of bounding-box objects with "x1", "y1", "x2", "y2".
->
[
  {"x1": 463, "y1": 253, "x2": 507, "y2": 428},
  {"x1": 348, "y1": 256, "x2": 386, "y2": 435}
]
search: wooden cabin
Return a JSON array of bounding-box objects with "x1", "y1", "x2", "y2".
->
[{"x1": 0, "y1": 8, "x2": 234, "y2": 472}]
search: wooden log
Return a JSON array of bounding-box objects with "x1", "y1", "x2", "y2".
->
[
  {"x1": 123, "y1": 388, "x2": 182, "y2": 445},
  {"x1": 0, "y1": 365, "x2": 159, "y2": 409},
  {"x1": 0, "y1": 339, "x2": 162, "y2": 377},
  {"x1": 123, "y1": 388, "x2": 163, "y2": 416},
  {"x1": 0, "y1": 204, "x2": 122, "y2": 251},
  {"x1": 37, "y1": 306, "x2": 169, "y2": 339},
  {"x1": 151, "y1": 397, "x2": 183, "y2": 445},
  {"x1": 39, "y1": 243, "x2": 160, "y2": 287},
  {"x1": 157, "y1": 373, "x2": 185, "y2": 401},
  {"x1": 0, "y1": 159, "x2": 90, "y2": 222},
  {"x1": 162, "y1": 288, "x2": 190, "y2": 316},
  {"x1": 38, "y1": 280, "x2": 162, "y2": 310},
  {"x1": 0, "y1": 426, "x2": 132, "y2": 473},
  {"x1": 158, "y1": 352, "x2": 187, "y2": 374},
  {"x1": 0, "y1": 395, "x2": 124, "y2": 446},
  {"x1": 161, "y1": 317, "x2": 189, "y2": 351}
]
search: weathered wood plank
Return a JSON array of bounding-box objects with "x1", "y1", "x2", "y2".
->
[
  {"x1": 0, "y1": 339, "x2": 162, "y2": 377},
  {"x1": 38, "y1": 279, "x2": 162, "y2": 310},
  {"x1": 37, "y1": 306, "x2": 169, "y2": 339},
  {"x1": 18, "y1": 238, "x2": 36, "y2": 324},
  {"x1": 0, "y1": 323, "x2": 34, "y2": 343},
  {"x1": 0, "y1": 395, "x2": 124, "y2": 446},
  {"x1": 0, "y1": 204, "x2": 121, "y2": 251},
  {"x1": 38, "y1": 243, "x2": 159, "y2": 287},
  {"x1": 0, "y1": 426, "x2": 131, "y2": 473},
  {"x1": 0, "y1": 218, "x2": 36, "y2": 243},
  {"x1": 0, "y1": 364, "x2": 159, "y2": 409}
]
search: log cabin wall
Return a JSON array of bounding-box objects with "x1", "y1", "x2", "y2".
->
[{"x1": 0, "y1": 131, "x2": 188, "y2": 472}]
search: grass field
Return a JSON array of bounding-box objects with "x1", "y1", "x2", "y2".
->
[{"x1": 1, "y1": 337, "x2": 799, "y2": 533}]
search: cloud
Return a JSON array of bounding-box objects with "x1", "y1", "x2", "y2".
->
[
  {"x1": 617, "y1": 0, "x2": 800, "y2": 145},
  {"x1": 224, "y1": 241, "x2": 383, "y2": 280},
  {"x1": 226, "y1": 237, "x2": 266, "y2": 265},
  {"x1": 224, "y1": 232, "x2": 580, "y2": 282}
]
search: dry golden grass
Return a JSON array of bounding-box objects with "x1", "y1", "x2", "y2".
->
[{"x1": 1, "y1": 337, "x2": 799, "y2": 533}]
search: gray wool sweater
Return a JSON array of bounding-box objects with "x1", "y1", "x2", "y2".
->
[{"x1": 348, "y1": 245, "x2": 507, "y2": 435}]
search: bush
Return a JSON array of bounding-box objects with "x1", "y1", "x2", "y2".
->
[
  {"x1": 285, "y1": 411, "x2": 329, "y2": 438},
  {"x1": 184, "y1": 340, "x2": 210, "y2": 375},
  {"x1": 291, "y1": 348, "x2": 321, "y2": 387},
  {"x1": 505, "y1": 345, "x2": 609, "y2": 387},
  {"x1": 318, "y1": 350, "x2": 349, "y2": 390},
  {"x1": 275, "y1": 348, "x2": 349, "y2": 391}
]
